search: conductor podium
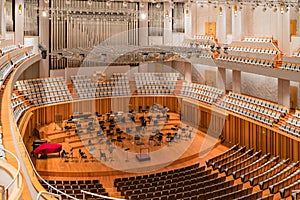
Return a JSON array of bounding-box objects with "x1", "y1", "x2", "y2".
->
[{"x1": 136, "y1": 148, "x2": 150, "y2": 162}]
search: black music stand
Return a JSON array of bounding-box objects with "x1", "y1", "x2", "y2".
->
[{"x1": 124, "y1": 148, "x2": 130, "y2": 162}]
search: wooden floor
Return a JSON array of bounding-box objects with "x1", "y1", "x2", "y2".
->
[
  {"x1": 28, "y1": 111, "x2": 288, "y2": 200},
  {"x1": 35, "y1": 118, "x2": 222, "y2": 179}
]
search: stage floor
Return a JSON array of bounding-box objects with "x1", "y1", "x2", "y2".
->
[{"x1": 34, "y1": 112, "x2": 224, "y2": 179}]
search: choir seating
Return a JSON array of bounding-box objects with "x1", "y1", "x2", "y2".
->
[
  {"x1": 279, "y1": 110, "x2": 300, "y2": 137},
  {"x1": 135, "y1": 72, "x2": 179, "y2": 95},
  {"x1": 71, "y1": 73, "x2": 131, "y2": 99},
  {"x1": 15, "y1": 77, "x2": 72, "y2": 106},
  {"x1": 39, "y1": 179, "x2": 108, "y2": 200},
  {"x1": 180, "y1": 82, "x2": 224, "y2": 105},
  {"x1": 217, "y1": 92, "x2": 288, "y2": 126}
]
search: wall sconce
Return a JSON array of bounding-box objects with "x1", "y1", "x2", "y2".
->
[
  {"x1": 219, "y1": 6, "x2": 223, "y2": 16},
  {"x1": 140, "y1": 12, "x2": 146, "y2": 20},
  {"x1": 186, "y1": 8, "x2": 189, "y2": 15},
  {"x1": 42, "y1": 7, "x2": 47, "y2": 17},
  {"x1": 280, "y1": 3, "x2": 284, "y2": 14},
  {"x1": 234, "y1": 5, "x2": 238, "y2": 16},
  {"x1": 18, "y1": 4, "x2": 22, "y2": 15},
  {"x1": 165, "y1": 10, "x2": 169, "y2": 17}
]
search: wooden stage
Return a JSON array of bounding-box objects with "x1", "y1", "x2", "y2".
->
[{"x1": 33, "y1": 112, "x2": 223, "y2": 179}]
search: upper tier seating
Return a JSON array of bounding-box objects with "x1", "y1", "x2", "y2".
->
[
  {"x1": 280, "y1": 62, "x2": 300, "y2": 72},
  {"x1": 194, "y1": 35, "x2": 215, "y2": 41},
  {"x1": 180, "y1": 82, "x2": 224, "y2": 105},
  {"x1": 217, "y1": 92, "x2": 288, "y2": 126},
  {"x1": 15, "y1": 77, "x2": 72, "y2": 106},
  {"x1": 217, "y1": 54, "x2": 274, "y2": 67},
  {"x1": 0, "y1": 45, "x2": 18, "y2": 55},
  {"x1": 279, "y1": 110, "x2": 300, "y2": 137},
  {"x1": 0, "y1": 50, "x2": 34, "y2": 88},
  {"x1": 243, "y1": 37, "x2": 273, "y2": 43},
  {"x1": 11, "y1": 93, "x2": 30, "y2": 121},
  {"x1": 227, "y1": 46, "x2": 277, "y2": 55},
  {"x1": 71, "y1": 73, "x2": 131, "y2": 99},
  {"x1": 135, "y1": 72, "x2": 180, "y2": 95},
  {"x1": 0, "y1": 126, "x2": 5, "y2": 160}
]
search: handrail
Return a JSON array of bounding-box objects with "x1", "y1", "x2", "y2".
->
[
  {"x1": 36, "y1": 191, "x2": 62, "y2": 200},
  {"x1": 81, "y1": 190, "x2": 125, "y2": 200},
  {"x1": 0, "y1": 147, "x2": 21, "y2": 200},
  {"x1": 5, "y1": 54, "x2": 79, "y2": 200}
]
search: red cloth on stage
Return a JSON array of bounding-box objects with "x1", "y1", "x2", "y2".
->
[{"x1": 34, "y1": 143, "x2": 62, "y2": 154}]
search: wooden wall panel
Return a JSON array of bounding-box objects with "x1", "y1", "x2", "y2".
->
[{"x1": 19, "y1": 96, "x2": 300, "y2": 162}]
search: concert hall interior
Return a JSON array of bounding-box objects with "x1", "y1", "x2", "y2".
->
[{"x1": 1, "y1": 0, "x2": 300, "y2": 199}]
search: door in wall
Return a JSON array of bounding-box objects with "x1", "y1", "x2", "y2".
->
[{"x1": 205, "y1": 22, "x2": 216, "y2": 37}]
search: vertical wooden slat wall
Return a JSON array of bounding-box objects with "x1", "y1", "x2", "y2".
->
[{"x1": 20, "y1": 96, "x2": 300, "y2": 161}]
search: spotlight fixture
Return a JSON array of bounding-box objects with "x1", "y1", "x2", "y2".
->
[
  {"x1": 262, "y1": 7, "x2": 267, "y2": 12},
  {"x1": 273, "y1": 7, "x2": 277, "y2": 12},
  {"x1": 123, "y1": 1, "x2": 128, "y2": 8},
  {"x1": 156, "y1": 3, "x2": 161, "y2": 9},
  {"x1": 140, "y1": 2, "x2": 145, "y2": 8},
  {"x1": 219, "y1": 6, "x2": 223, "y2": 16}
]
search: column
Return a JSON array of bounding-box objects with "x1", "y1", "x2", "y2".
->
[
  {"x1": 216, "y1": 5, "x2": 226, "y2": 44},
  {"x1": 139, "y1": 3, "x2": 148, "y2": 46},
  {"x1": 241, "y1": 5, "x2": 253, "y2": 37},
  {"x1": 184, "y1": 62, "x2": 192, "y2": 82},
  {"x1": 216, "y1": 67, "x2": 226, "y2": 91},
  {"x1": 0, "y1": 0, "x2": 6, "y2": 38},
  {"x1": 184, "y1": 3, "x2": 192, "y2": 38},
  {"x1": 163, "y1": 2, "x2": 172, "y2": 45},
  {"x1": 278, "y1": 78, "x2": 290, "y2": 108},
  {"x1": 232, "y1": 70, "x2": 241, "y2": 93},
  {"x1": 14, "y1": 0, "x2": 24, "y2": 44},
  {"x1": 39, "y1": 0, "x2": 50, "y2": 77},
  {"x1": 277, "y1": 10, "x2": 290, "y2": 55},
  {"x1": 232, "y1": 6, "x2": 242, "y2": 41}
]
